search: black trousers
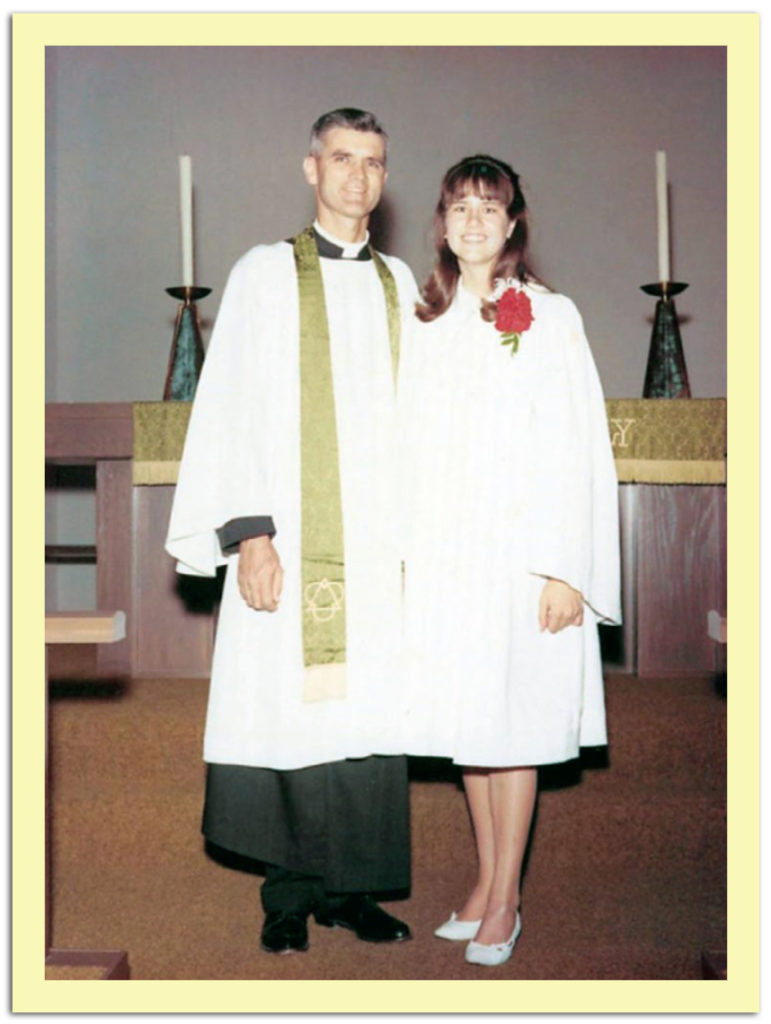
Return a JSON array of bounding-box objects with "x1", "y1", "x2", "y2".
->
[
  {"x1": 202, "y1": 755, "x2": 410, "y2": 909},
  {"x1": 260, "y1": 864, "x2": 355, "y2": 915}
]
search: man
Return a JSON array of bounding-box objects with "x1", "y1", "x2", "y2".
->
[{"x1": 166, "y1": 109, "x2": 417, "y2": 955}]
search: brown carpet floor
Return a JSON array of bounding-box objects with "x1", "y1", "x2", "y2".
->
[{"x1": 48, "y1": 672, "x2": 726, "y2": 980}]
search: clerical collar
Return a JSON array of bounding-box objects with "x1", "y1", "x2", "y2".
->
[{"x1": 312, "y1": 221, "x2": 372, "y2": 261}]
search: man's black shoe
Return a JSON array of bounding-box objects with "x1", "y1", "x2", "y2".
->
[
  {"x1": 260, "y1": 911, "x2": 309, "y2": 954},
  {"x1": 314, "y1": 894, "x2": 411, "y2": 943}
]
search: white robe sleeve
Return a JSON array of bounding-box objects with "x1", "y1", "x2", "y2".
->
[
  {"x1": 383, "y1": 254, "x2": 420, "y2": 330},
  {"x1": 525, "y1": 296, "x2": 621, "y2": 624},
  {"x1": 165, "y1": 250, "x2": 276, "y2": 577}
]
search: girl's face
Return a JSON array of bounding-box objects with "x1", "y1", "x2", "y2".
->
[{"x1": 444, "y1": 191, "x2": 515, "y2": 279}]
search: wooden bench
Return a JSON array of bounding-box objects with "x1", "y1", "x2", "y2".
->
[
  {"x1": 707, "y1": 609, "x2": 727, "y2": 645},
  {"x1": 45, "y1": 611, "x2": 130, "y2": 980},
  {"x1": 701, "y1": 610, "x2": 727, "y2": 979}
]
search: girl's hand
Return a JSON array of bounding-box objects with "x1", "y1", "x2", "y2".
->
[{"x1": 538, "y1": 578, "x2": 584, "y2": 633}]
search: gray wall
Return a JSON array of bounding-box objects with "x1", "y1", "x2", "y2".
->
[
  {"x1": 45, "y1": 45, "x2": 726, "y2": 607},
  {"x1": 47, "y1": 45, "x2": 726, "y2": 401}
]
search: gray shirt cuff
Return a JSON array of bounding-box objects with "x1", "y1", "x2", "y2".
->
[{"x1": 217, "y1": 516, "x2": 276, "y2": 554}]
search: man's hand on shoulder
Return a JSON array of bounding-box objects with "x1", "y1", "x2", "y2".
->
[
  {"x1": 538, "y1": 578, "x2": 584, "y2": 633},
  {"x1": 238, "y1": 536, "x2": 283, "y2": 612}
]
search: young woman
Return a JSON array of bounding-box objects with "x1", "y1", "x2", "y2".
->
[{"x1": 399, "y1": 156, "x2": 621, "y2": 967}]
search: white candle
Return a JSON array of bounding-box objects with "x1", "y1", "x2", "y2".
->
[
  {"x1": 656, "y1": 150, "x2": 670, "y2": 283},
  {"x1": 179, "y1": 155, "x2": 193, "y2": 286}
]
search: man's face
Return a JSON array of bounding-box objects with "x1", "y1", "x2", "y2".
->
[{"x1": 303, "y1": 127, "x2": 387, "y2": 234}]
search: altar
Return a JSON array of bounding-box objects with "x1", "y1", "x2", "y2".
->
[{"x1": 45, "y1": 399, "x2": 727, "y2": 679}]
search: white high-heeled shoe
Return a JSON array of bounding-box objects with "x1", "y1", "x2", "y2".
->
[
  {"x1": 464, "y1": 912, "x2": 522, "y2": 966},
  {"x1": 434, "y1": 911, "x2": 482, "y2": 941}
]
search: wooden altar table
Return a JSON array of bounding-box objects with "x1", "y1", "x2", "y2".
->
[{"x1": 45, "y1": 400, "x2": 727, "y2": 679}]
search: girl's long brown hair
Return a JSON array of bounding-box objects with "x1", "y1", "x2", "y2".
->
[{"x1": 415, "y1": 155, "x2": 536, "y2": 323}]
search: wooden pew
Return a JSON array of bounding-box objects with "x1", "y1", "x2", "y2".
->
[
  {"x1": 45, "y1": 611, "x2": 130, "y2": 981},
  {"x1": 701, "y1": 610, "x2": 727, "y2": 979}
]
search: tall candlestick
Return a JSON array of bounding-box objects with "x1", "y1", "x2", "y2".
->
[
  {"x1": 656, "y1": 150, "x2": 670, "y2": 283},
  {"x1": 179, "y1": 154, "x2": 193, "y2": 287}
]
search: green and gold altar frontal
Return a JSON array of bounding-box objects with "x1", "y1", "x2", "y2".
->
[
  {"x1": 133, "y1": 397, "x2": 726, "y2": 487},
  {"x1": 605, "y1": 398, "x2": 726, "y2": 484}
]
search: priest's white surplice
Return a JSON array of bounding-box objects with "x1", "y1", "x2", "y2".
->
[
  {"x1": 398, "y1": 282, "x2": 621, "y2": 767},
  {"x1": 166, "y1": 240, "x2": 418, "y2": 770}
]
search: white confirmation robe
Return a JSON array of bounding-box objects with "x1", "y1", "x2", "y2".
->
[
  {"x1": 166, "y1": 238, "x2": 418, "y2": 770},
  {"x1": 398, "y1": 282, "x2": 621, "y2": 768}
]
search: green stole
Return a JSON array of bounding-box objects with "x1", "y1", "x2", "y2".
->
[{"x1": 292, "y1": 226, "x2": 400, "y2": 702}]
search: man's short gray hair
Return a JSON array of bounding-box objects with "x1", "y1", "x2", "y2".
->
[{"x1": 309, "y1": 108, "x2": 389, "y2": 163}]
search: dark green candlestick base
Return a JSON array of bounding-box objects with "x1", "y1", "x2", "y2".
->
[
  {"x1": 640, "y1": 281, "x2": 691, "y2": 399},
  {"x1": 164, "y1": 286, "x2": 211, "y2": 401}
]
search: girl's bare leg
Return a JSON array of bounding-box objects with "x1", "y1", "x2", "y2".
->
[
  {"x1": 474, "y1": 766, "x2": 537, "y2": 945},
  {"x1": 457, "y1": 768, "x2": 496, "y2": 921}
]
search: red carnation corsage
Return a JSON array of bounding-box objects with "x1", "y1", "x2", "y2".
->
[{"x1": 493, "y1": 284, "x2": 535, "y2": 356}]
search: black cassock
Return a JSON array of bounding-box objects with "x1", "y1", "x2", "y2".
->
[{"x1": 202, "y1": 755, "x2": 410, "y2": 894}]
